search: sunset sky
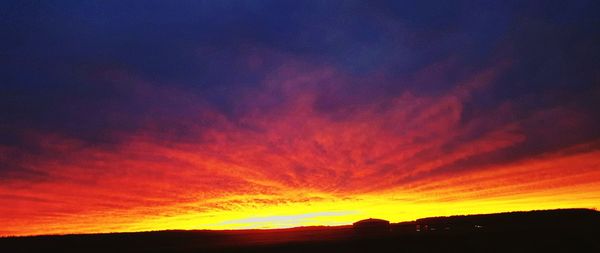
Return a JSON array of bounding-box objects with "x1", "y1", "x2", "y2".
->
[{"x1": 1, "y1": 1, "x2": 600, "y2": 236}]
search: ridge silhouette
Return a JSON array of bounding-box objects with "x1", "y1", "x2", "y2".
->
[{"x1": 2, "y1": 208, "x2": 599, "y2": 252}]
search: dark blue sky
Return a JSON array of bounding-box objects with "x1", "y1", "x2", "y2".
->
[
  {"x1": 1, "y1": 0, "x2": 599, "y2": 177},
  {"x1": 2, "y1": 0, "x2": 600, "y2": 236}
]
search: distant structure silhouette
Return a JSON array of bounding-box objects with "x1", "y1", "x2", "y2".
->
[
  {"x1": 2, "y1": 209, "x2": 599, "y2": 252},
  {"x1": 353, "y1": 218, "x2": 390, "y2": 235}
]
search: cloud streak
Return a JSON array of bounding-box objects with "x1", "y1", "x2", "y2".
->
[
  {"x1": 2, "y1": 58, "x2": 599, "y2": 236},
  {"x1": 1, "y1": 1, "x2": 599, "y2": 236}
]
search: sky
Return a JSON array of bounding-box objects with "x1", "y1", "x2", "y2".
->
[{"x1": 1, "y1": 0, "x2": 600, "y2": 236}]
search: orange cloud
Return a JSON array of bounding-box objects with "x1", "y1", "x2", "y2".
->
[{"x1": 1, "y1": 61, "x2": 599, "y2": 236}]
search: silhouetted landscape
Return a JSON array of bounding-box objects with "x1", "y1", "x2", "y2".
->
[
  {"x1": 2, "y1": 209, "x2": 599, "y2": 252},
  {"x1": 3, "y1": 1, "x2": 600, "y2": 251}
]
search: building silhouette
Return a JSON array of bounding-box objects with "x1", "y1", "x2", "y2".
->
[{"x1": 353, "y1": 218, "x2": 390, "y2": 235}]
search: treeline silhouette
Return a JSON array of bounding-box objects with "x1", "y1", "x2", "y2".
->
[
  {"x1": 408, "y1": 208, "x2": 599, "y2": 232},
  {"x1": 2, "y1": 208, "x2": 599, "y2": 252}
]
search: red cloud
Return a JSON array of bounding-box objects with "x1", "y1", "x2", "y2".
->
[{"x1": 1, "y1": 59, "x2": 599, "y2": 236}]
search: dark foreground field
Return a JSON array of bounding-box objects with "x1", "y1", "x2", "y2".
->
[{"x1": 2, "y1": 209, "x2": 599, "y2": 253}]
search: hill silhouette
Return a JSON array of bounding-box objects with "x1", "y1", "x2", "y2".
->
[{"x1": 2, "y1": 208, "x2": 599, "y2": 252}]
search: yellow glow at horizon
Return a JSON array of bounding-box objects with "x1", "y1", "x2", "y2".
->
[{"x1": 124, "y1": 189, "x2": 598, "y2": 233}]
